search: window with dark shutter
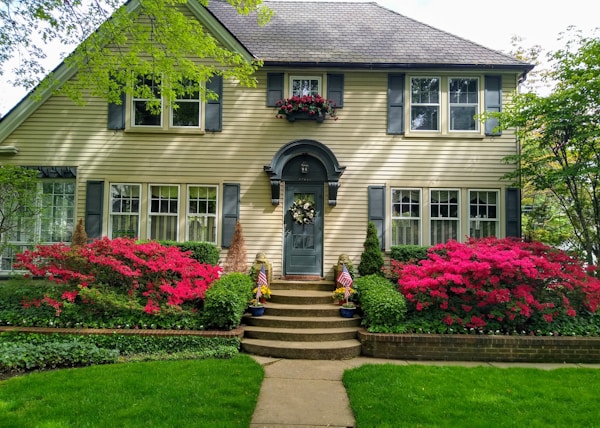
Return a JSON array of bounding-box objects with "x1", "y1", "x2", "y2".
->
[
  {"x1": 107, "y1": 92, "x2": 126, "y2": 130},
  {"x1": 327, "y1": 74, "x2": 344, "y2": 108},
  {"x1": 387, "y1": 74, "x2": 405, "y2": 134},
  {"x1": 85, "y1": 180, "x2": 104, "y2": 239},
  {"x1": 505, "y1": 187, "x2": 521, "y2": 238},
  {"x1": 266, "y1": 73, "x2": 284, "y2": 107},
  {"x1": 205, "y1": 75, "x2": 222, "y2": 132},
  {"x1": 221, "y1": 183, "x2": 240, "y2": 248},
  {"x1": 368, "y1": 185, "x2": 386, "y2": 250},
  {"x1": 485, "y1": 75, "x2": 502, "y2": 136}
]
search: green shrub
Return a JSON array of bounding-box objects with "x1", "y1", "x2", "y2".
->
[
  {"x1": 390, "y1": 245, "x2": 430, "y2": 263},
  {"x1": 202, "y1": 273, "x2": 254, "y2": 330},
  {"x1": 358, "y1": 222, "x2": 385, "y2": 276},
  {"x1": 0, "y1": 341, "x2": 119, "y2": 374},
  {"x1": 159, "y1": 240, "x2": 220, "y2": 265},
  {"x1": 355, "y1": 275, "x2": 407, "y2": 333}
]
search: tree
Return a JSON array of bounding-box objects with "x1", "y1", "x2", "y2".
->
[
  {"x1": 0, "y1": 165, "x2": 40, "y2": 256},
  {"x1": 0, "y1": 0, "x2": 271, "y2": 106},
  {"x1": 496, "y1": 30, "x2": 600, "y2": 267},
  {"x1": 223, "y1": 221, "x2": 247, "y2": 274},
  {"x1": 358, "y1": 221, "x2": 384, "y2": 277}
]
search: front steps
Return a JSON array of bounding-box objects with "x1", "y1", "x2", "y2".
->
[{"x1": 241, "y1": 279, "x2": 362, "y2": 360}]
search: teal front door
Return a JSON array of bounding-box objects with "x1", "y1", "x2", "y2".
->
[{"x1": 284, "y1": 183, "x2": 324, "y2": 276}]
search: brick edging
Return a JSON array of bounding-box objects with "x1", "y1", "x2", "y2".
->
[
  {"x1": 358, "y1": 329, "x2": 600, "y2": 363},
  {"x1": 0, "y1": 326, "x2": 244, "y2": 338}
]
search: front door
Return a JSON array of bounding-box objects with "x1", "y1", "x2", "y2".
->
[{"x1": 284, "y1": 182, "x2": 324, "y2": 276}]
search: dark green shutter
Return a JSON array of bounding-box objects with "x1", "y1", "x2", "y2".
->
[
  {"x1": 85, "y1": 180, "x2": 104, "y2": 239},
  {"x1": 368, "y1": 185, "x2": 386, "y2": 250},
  {"x1": 387, "y1": 74, "x2": 405, "y2": 134},
  {"x1": 327, "y1": 73, "x2": 344, "y2": 108},
  {"x1": 221, "y1": 183, "x2": 240, "y2": 248},
  {"x1": 505, "y1": 187, "x2": 521, "y2": 238},
  {"x1": 107, "y1": 92, "x2": 126, "y2": 130},
  {"x1": 266, "y1": 73, "x2": 284, "y2": 107},
  {"x1": 205, "y1": 75, "x2": 222, "y2": 132},
  {"x1": 485, "y1": 75, "x2": 502, "y2": 136}
]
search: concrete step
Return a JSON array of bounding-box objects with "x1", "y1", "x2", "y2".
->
[
  {"x1": 260, "y1": 302, "x2": 342, "y2": 317},
  {"x1": 243, "y1": 314, "x2": 361, "y2": 329},
  {"x1": 244, "y1": 326, "x2": 359, "y2": 341},
  {"x1": 270, "y1": 289, "x2": 333, "y2": 305},
  {"x1": 241, "y1": 338, "x2": 362, "y2": 360},
  {"x1": 270, "y1": 279, "x2": 336, "y2": 292}
]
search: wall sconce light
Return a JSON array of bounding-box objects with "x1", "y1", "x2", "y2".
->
[{"x1": 301, "y1": 161, "x2": 309, "y2": 174}]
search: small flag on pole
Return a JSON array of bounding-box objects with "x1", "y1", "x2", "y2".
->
[
  {"x1": 257, "y1": 264, "x2": 268, "y2": 287},
  {"x1": 337, "y1": 264, "x2": 353, "y2": 300}
]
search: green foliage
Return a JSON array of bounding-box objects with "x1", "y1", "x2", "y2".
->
[
  {"x1": 1, "y1": 1, "x2": 272, "y2": 104},
  {"x1": 390, "y1": 245, "x2": 430, "y2": 263},
  {"x1": 0, "y1": 165, "x2": 40, "y2": 255},
  {"x1": 159, "y1": 240, "x2": 220, "y2": 264},
  {"x1": 358, "y1": 221, "x2": 384, "y2": 276},
  {"x1": 0, "y1": 341, "x2": 119, "y2": 374},
  {"x1": 202, "y1": 272, "x2": 254, "y2": 330},
  {"x1": 354, "y1": 275, "x2": 407, "y2": 333},
  {"x1": 496, "y1": 30, "x2": 600, "y2": 267}
]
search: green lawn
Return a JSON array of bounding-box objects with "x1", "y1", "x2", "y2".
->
[
  {"x1": 0, "y1": 355, "x2": 263, "y2": 428},
  {"x1": 344, "y1": 364, "x2": 600, "y2": 428}
]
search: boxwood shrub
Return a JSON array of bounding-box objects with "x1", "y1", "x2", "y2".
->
[
  {"x1": 202, "y1": 273, "x2": 254, "y2": 330},
  {"x1": 355, "y1": 274, "x2": 407, "y2": 333},
  {"x1": 158, "y1": 240, "x2": 220, "y2": 265},
  {"x1": 390, "y1": 245, "x2": 430, "y2": 263}
]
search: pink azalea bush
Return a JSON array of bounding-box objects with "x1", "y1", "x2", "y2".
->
[
  {"x1": 15, "y1": 237, "x2": 221, "y2": 315},
  {"x1": 391, "y1": 237, "x2": 600, "y2": 334}
]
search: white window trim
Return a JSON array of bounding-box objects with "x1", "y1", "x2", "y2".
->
[
  {"x1": 148, "y1": 184, "x2": 180, "y2": 240},
  {"x1": 448, "y1": 77, "x2": 480, "y2": 133},
  {"x1": 109, "y1": 183, "x2": 142, "y2": 239},
  {"x1": 289, "y1": 75, "x2": 323, "y2": 97},
  {"x1": 391, "y1": 188, "x2": 422, "y2": 246},
  {"x1": 468, "y1": 189, "x2": 500, "y2": 238},
  {"x1": 410, "y1": 76, "x2": 441, "y2": 132},
  {"x1": 429, "y1": 188, "x2": 461, "y2": 245},
  {"x1": 186, "y1": 184, "x2": 218, "y2": 244}
]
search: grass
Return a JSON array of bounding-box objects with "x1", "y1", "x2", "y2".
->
[
  {"x1": 0, "y1": 355, "x2": 263, "y2": 428},
  {"x1": 344, "y1": 364, "x2": 600, "y2": 427}
]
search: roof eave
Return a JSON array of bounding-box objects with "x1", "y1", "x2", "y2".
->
[{"x1": 263, "y1": 61, "x2": 535, "y2": 72}]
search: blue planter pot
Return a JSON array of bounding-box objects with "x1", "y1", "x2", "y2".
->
[
  {"x1": 340, "y1": 307, "x2": 356, "y2": 318},
  {"x1": 249, "y1": 305, "x2": 265, "y2": 317}
]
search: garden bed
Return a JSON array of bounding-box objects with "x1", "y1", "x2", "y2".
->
[{"x1": 358, "y1": 329, "x2": 600, "y2": 363}]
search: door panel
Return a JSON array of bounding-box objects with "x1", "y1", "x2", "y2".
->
[{"x1": 284, "y1": 183, "x2": 323, "y2": 276}]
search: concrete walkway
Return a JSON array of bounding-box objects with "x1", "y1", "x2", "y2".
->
[{"x1": 249, "y1": 356, "x2": 600, "y2": 428}]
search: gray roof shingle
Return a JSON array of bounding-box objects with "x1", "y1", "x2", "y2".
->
[{"x1": 207, "y1": 1, "x2": 532, "y2": 70}]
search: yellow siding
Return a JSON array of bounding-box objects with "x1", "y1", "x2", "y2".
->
[{"x1": 1, "y1": 68, "x2": 522, "y2": 279}]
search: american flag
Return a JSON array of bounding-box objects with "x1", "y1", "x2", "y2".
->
[
  {"x1": 337, "y1": 264, "x2": 353, "y2": 299},
  {"x1": 257, "y1": 264, "x2": 268, "y2": 287}
]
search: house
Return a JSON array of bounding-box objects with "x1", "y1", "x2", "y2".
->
[{"x1": 0, "y1": 0, "x2": 533, "y2": 278}]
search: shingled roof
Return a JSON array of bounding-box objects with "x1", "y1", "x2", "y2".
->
[{"x1": 207, "y1": 0, "x2": 532, "y2": 71}]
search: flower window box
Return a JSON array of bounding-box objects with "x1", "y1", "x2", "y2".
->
[{"x1": 275, "y1": 95, "x2": 337, "y2": 122}]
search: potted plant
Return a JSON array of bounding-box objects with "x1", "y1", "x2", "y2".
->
[
  {"x1": 332, "y1": 287, "x2": 355, "y2": 305},
  {"x1": 248, "y1": 299, "x2": 266, "y2": 317},
  {"x1": 340, "y1": 301, "x2": 356, "y2": 318},
  {"x1": 252, "y1": 285, "x2": 271, "y2": 303},
  {"x1": 275, "y1": 95, "x2": 337, "y2": 122}
]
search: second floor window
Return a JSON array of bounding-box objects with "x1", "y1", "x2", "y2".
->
[
  {"x1": 291, "y1": 76, "x2": 321, "y2": 97},
  {"x1": 449, "y1": 78, "x2": 479, "y2": 131},
  {"x1": 132, "y1": 75, "x2": 201, "y2": 129},
  {"x1": 410, "y1": 77, "x2": 440, "y2": 131}
]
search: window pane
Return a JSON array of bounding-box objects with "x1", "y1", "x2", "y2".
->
[
  {"x1": 391, "y1": 189, "x2": 421, "y2": 245},
  {"x1": 110, "y1": 184, "x2": 140, "y2": 239},
  {"x1": 410, "y1": 77, "x2": 440, "y2": 131},
  {"x1": 291, "y1": 78, "x2": 321, "y2": 96},
  {"x1": 449, "y1": 78, "x2": 478, "y2": 131},
  {"x1": 450, "y1": 106, "x2": 477, "y2": 131},
  {"x1": 187, "y1": 186, "x2": 217, "y2": 244},
  {"x1": 149, "y1": 185, "x2": 179, "y2": 241},
  {"x1": 411, "y1": 106, "x2": 439, "y2": 130},
  {"x1": 39, "y1": 180, "x2": 75, "y2": 243},
  {"x1": 430, "y1": 190, "x2": 459, "y2": 245},
  {"x1": 469, "y1": 190, "x2": 499, "y2": 238},
  {"x1": 134, "y1": 102, "x2": 161, "y2": 126},
  {"x1": 133, "y1": 75, "x2": 162, "y2": 126}
]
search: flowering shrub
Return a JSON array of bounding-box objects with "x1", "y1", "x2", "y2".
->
[
  {"x1": 391, "y1": 237, "x2": 600, "y2": 334},
  {"x1": 15, "y1": 237, "x2": 222, "y2": 315},
  {"x1": 275, "y1": 95, "x2": 337, "y2": 119}
]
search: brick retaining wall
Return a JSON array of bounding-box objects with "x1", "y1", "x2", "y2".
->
[{"x1": 358, "y1": 329, "x2": 600, "y2": 363}]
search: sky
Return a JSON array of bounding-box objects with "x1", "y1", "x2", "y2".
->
[{"x1": 0, "y1": 0, "x2": 598, "y2": 116}]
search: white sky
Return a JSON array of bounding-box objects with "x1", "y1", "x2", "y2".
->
[{"x1": 1, "y1": 0, "x2": 597, "y2": 116}]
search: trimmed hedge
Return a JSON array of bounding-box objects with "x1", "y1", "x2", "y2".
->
[
  {"x1": 355, "y1": 275, "x2": 407, "y2": 333},
  {"x1": 390, "y1": 245, "x2": 430, "y2": 263},
  {"x1": 0, "y1": 332, "x2": 241, "y2": 376},
  {"x1": 202, "y1": 273, "x2": 254, "y2": 330},
  {"x1": 158, "y1": 240, "x2": 220, "y2": 265}
]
